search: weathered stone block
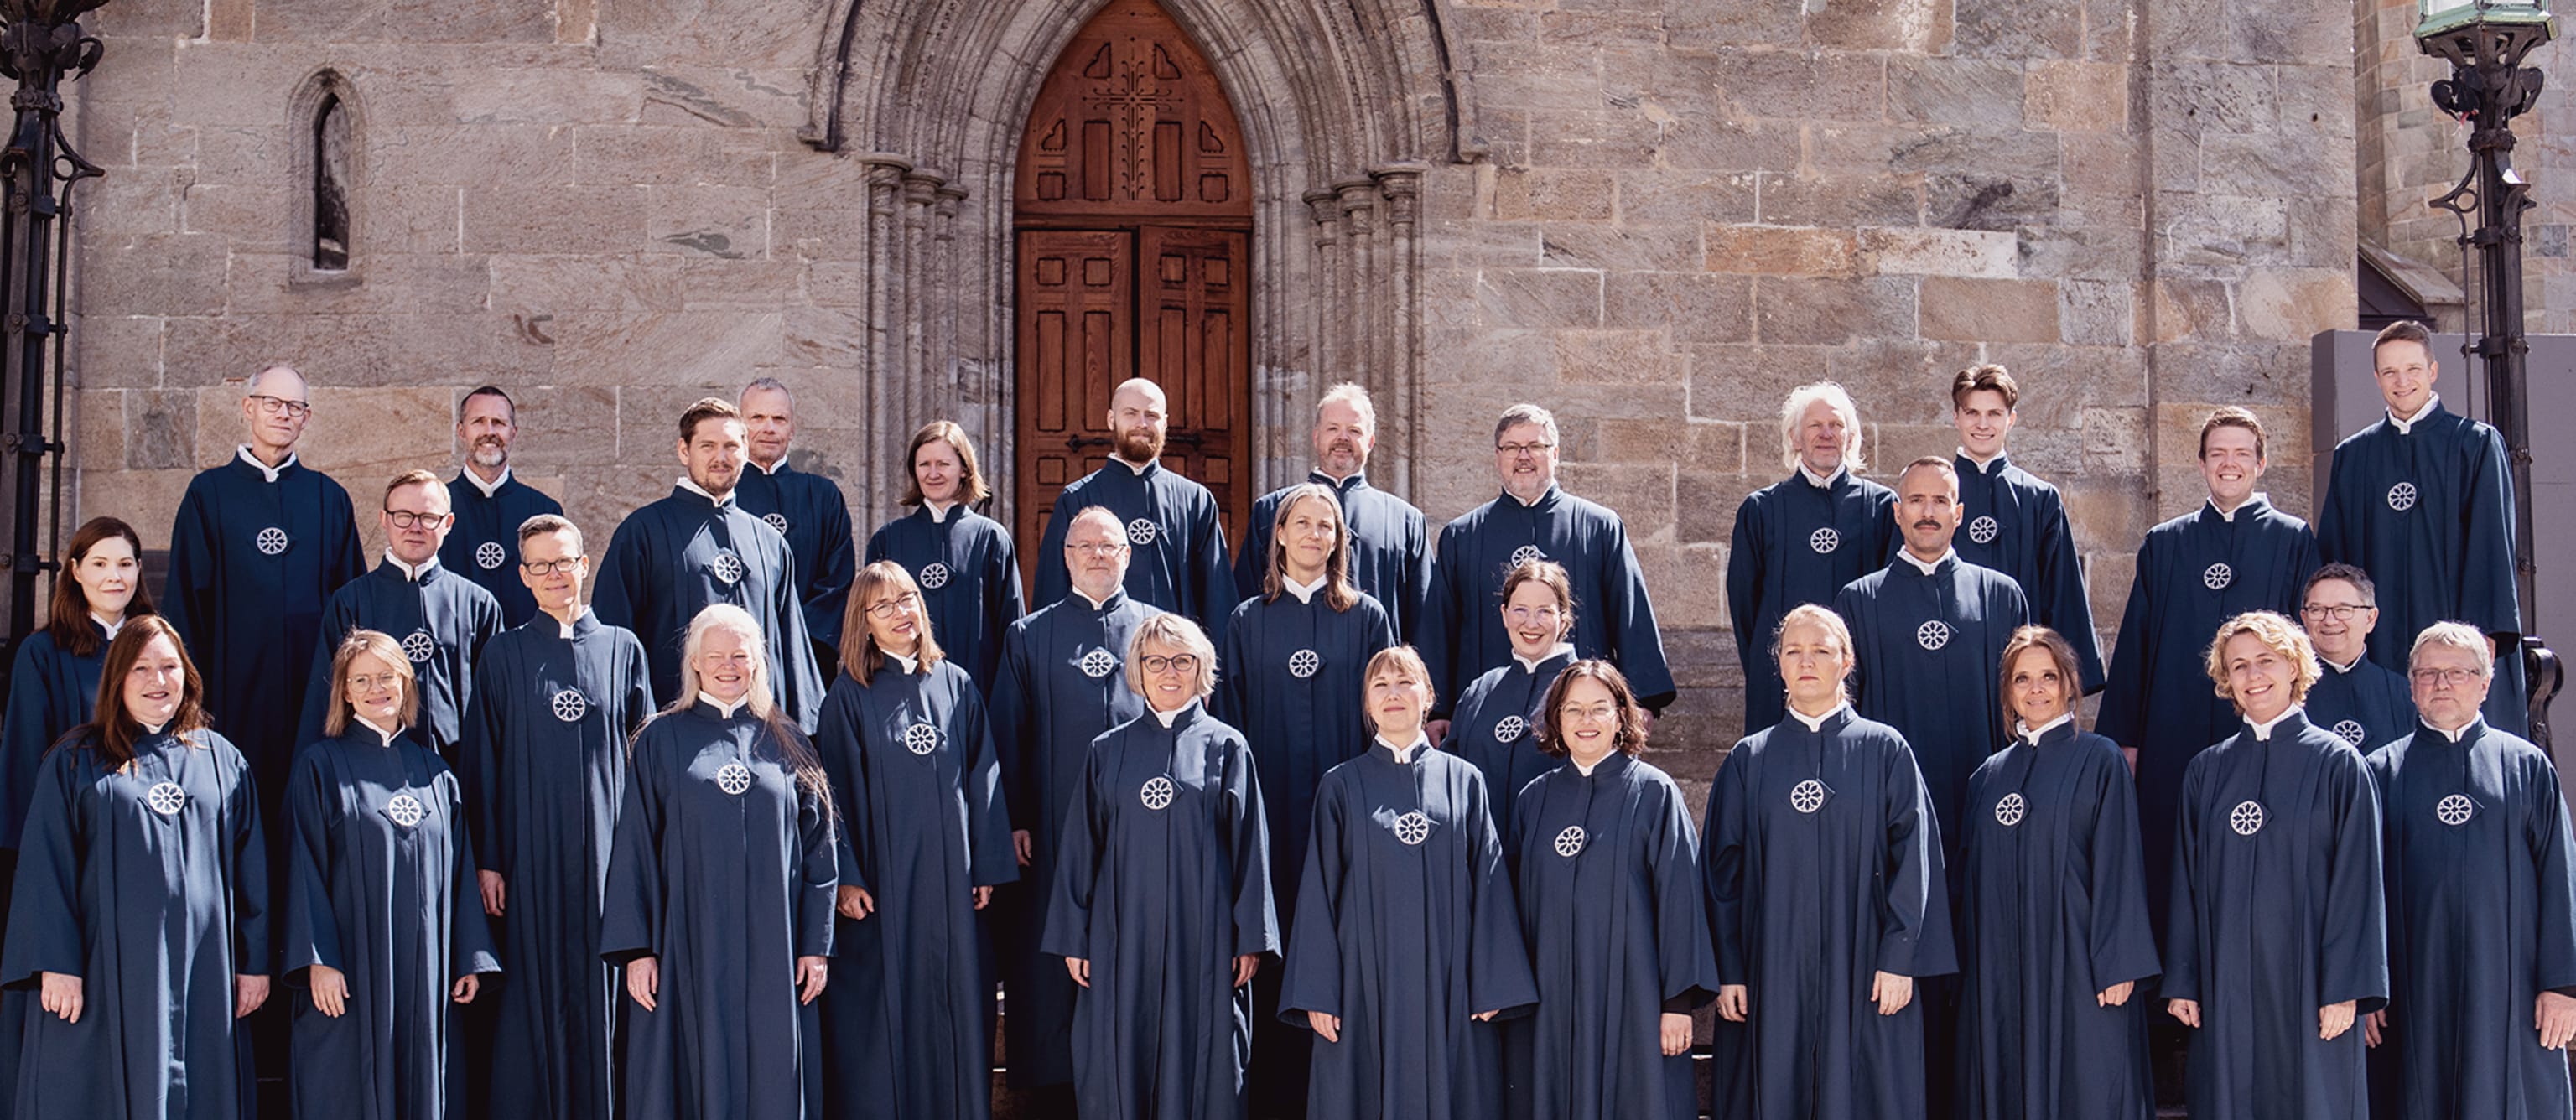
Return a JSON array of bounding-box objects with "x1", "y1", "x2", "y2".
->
[
  {"x1": 575, "y1": 126, "x2": 776, "y2": 188},
  {"x1": 1704, "y1": 225, "x2": 1857, "y2": 277},
  {"x1": 1616, "y1": 171, "x2": 1758, "y2": 225},
  {"x1": 1542, "y1": 224, "x2": 1702, "y2": 273},
  {"x1": 463, "y1": 184, "x2": 649, "y2": 254},
  {"x1": 1493, "y1": 169, "x2": 1615, "y2": 222},
  {"x1": 1604, "y1": 272, "x2": 1752, "y2": 343},
  {"x1": 2026, "y1": 61, "x2": 2130, "y2": 132},
  {"x1": 1921, "y1": 277, "x2": 2060, "y2": 343},
  {"x1": 1688, "y1": 343, "x2": 1831, "y2": 423},
  {"x1": 1554, "y1": 330, "x2": 1680, "y2": 386},
  {"x1": 1858, "y1": 226, "x2": 2018, "y2": 279},
  {"x1": 1757, "y1": 174, "x2": 1922, "y2": 228},
  {"x1": 1888, "y1": 58, "x2": 2026, "y2": 128},
  {"x1": 1754, "y1": 276, "x2": 1918, "y2": 346},
  {"x1": 548, "y1": 311, "x2": 785, "y2": 385},
  {"x1": 644, "y1": 185, "x2": 769, "y2": 260}
]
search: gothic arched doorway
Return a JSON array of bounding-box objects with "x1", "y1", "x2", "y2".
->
[{"x1": 1011, "y1": 0, "x2": 1255, "y2": 571}]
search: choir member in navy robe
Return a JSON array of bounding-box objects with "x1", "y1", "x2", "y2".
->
[
  {"x1": 1233, "y1": 385, "x2": 1431, "y2": 641},
  {"x1": 2096, "y1": 407, "x2": 2319, "y2": 937},
  {"x1": 813, "y1": 563, "x2": 1016, "y2": 1120},
  {"x1": 601, "y1": 604, "x2": 836, "y2": 1120},
  {"x1": 1950, "y1": 365, "x2": 2106, "y2": 691},
  {"x1": 2299, "y1": 564, "x2": 2416, "y2": 752},
  {"x1": 1280, "y1": 646, "x2": 1535, "y2": 1119},
  {"x1": 2163, "y1": 611, "x2": 2386, "y2": 1120},
  {"x1": 1955, "y1": 627, "x2": 2158, "y2": 1120},
  {"x1": 2318, "y1": 321, "x2": 2527, "y2": 733},
  {"x1": 739, "y1": 379, "x2": 859, "y2": 664},
  {"x1": 163, "y1": 366, "x2": 366, "y2": 811},
  {"x1": 1033, "y1": 378, "x2": 1235, "y2": 639},
  {"x1": 2, "y1": 618, "x2": 272, "y2": 1119},
  {"x1": 593, "y1": 397, "x2": 823, "y2": 732},
  {"x1": 297, "y1": 471, "x2": 506, "y2": 761},
  {"x1": 440, "y1": 386, "x2": 563, "y2": 627},
  {"x1": 283, "y1": 630, "x2": 501, "y2": 1120},
  {"x1": 1446, "y1": 559, "x2": 1577, "y2": 843},
  {"x1": 1705, "y1": 604, "x2": 1955, "y2": 1120},
  {"x1": 1041, "y1": 614, "x2": 1278, "y2": 1120},
  {"x1": 1512, "y1": 660, "x2": 1716, "y2": 1120},
  {"x1": 1727, "y1": 382, "x2": 1898, "y2": 734},
  {"x1": 1833, "y1": 457, "x2": 2030, "y2": 867},
  {"x1": 864, "y1": 421, "x2": 1024, "y2": 699},
  {"x1": 988, "y1": 506, "x2": 1160, "y2": 1095},
  {"x1": 1420, "y1": 402, "x2": 1673, "y2": 722},
  {"x1": 459, "y1": 515, "x2": 654, "y2": 1120},
  {"x1": 2361, "y1": 622, "x2": 2576, "y2": 1119}
]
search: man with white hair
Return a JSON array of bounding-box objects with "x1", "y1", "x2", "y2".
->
[
  {"x1": 1725, "y1": 381, "x2": 1897, "y2": 734},
  {"x1": 1033, "y1": 377, "x2": 1235, "y2": 640},
  {"x1": 442, "y1": 385, "x2": 563, "y2": 627},
  {"x1": 1232, "y1": 383, "x2": 1430, "y2": 640},
  {"x1": 735, "y1": 377, "x2": 857, "y2": 666}
]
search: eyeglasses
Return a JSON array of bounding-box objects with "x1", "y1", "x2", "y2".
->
[
  {"x1": 2410, "y1": 666, "x2": 2486, "y2": 687},
  {"x1": 1505, "y1": 605, "x2": 1564, "y2": 625},
  {"x1": 383, "y1": 510, "x2": 453, "y2": 530},
  {"x1": 1140, "y1": 653, "x2": 1200, "y2": 674},
  {"x1": 1496, "y1": 442, "x2": 1555, "y2": 458},
  {"x1": 865, "y1": 593, "x2": 921, "y2": 620},
  {"x1": 345, "y1": 673, "x2": 405, "y2": 693},
  {"x1": 520, "y1": 557, "x2": 584, "y2": 576},
  {"x1": 2300, "y1": 604, "x2": 2374, "y2": 622},
  {"x1": 248, "y1": 394, "x2": 313, "y2": 418},
  {"x1": 1067, "y1": 542, "x2": 1125, "y2": 555}
]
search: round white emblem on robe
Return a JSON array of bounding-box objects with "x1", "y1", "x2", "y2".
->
[
  {"x1": 401, "y1": 630, "x2": 437, "y2": 664},
  {"x1": 1079, "y1": 650, "x2": 1119, "y2": 678},
  {"x1": 1287, "y1": 650, "x2": 1321, "y2": 679},
  {"x1": 255, "y1": 527, "x2": 289, "y2": 557},
  {"x1": 2332, "y1": 720, "x2": 2366, "y2": 746},
  {"x1": 918, "y1": 563, "x2": 952, "y2": 590},
  {"x1": 386, "y1": 794, "x2": 427, "y2": 828},
  {"x1": 903, "y1": 723, "x2": 939, "y2": 756},
  {"x1": 715, "y1": 763, "x2": 754, "y2": 796},
  {"x1": 1916, "y1": 620, "x2": 1952, "y2": 651},
  {"x1": 1994, "y1": 792, "x2": 2026, "y2": 827},
  {"x1": 1493, "y1": 715, "x2": 1526, "y2": 744},
  {"x1": 1140, "y1": 776, "x2": 1176, "y2": 811},
  {"x1": 1126, "y1": 519, "x2": 1158, "y2": 546},
  {"x1": 2230, "y1": 800, "x2": 2266, "y2": 836},
  {"x1": 475, "y1": 541, "x2": 506, "y2": 570},
  {"x1": 2203, "y1": 563, "x2": 2234, "y2": 591},
  {"x1": 2436, "y1": 793, "x2": 2475, "y2": 827},
  {"x1": 1790, "y1": 780, "x2": 1826, "y2": 814},
  {"x1": 1509, "y1": 545, "x2": 1543, "y2": 568},
  {"x1": 1810, "y1": 527, "x2": 1841, "y2": 555},
  {"x1": 2386, "y1": 483, "x2": 2418, "y2": 512},
  {"x1": 552, "y1": 689, "x2": 589, "y2": 723},
  {"x1": 763, "y1": 512, "x2": 790, "y2": 534},
  {"x1": 144, "y1": 780, "x2": 187, "y2": 816},
  {"x1": 1394, "y1": 811, "x2": 1432, "y2": 846},
  {"x1": 712, "y1": 552, "x2": 745, "y2": 586},
  {"x1": 1553, "y1": 826, "x2": 1586, "y2": 858},
  {"x1": 1968, "y1": 516, "x2": 1999, "y2": 546}
]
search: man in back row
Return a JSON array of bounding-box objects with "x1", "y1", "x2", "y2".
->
[{"x1": 1233, "y1": 383, "x2": 1429, "y2": 642}]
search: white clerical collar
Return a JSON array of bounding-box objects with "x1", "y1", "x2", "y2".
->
[
  {"x1": 91, "y1": 613, "x2": 122, "y2": 640},
  {"x1": 353, "y1": 715, "x2": 399, "y2": 747},
  {"x1": 675, "y1": 477, "x2": 735, "y2": 508},
  {"x1": 698, "y1": 692, "x2": 747, "y2": 718},
  {"x1": 1799, "y1": 463, "x2": 1847, "y2": 489},
  {"x1": 1897, "y1": 548, "x2": 1955, "y2": 577},
  {"x1": 553, "y1": 609, "x2": 589, "y2": 639},
  {"x1": 1312, "y1": 469, "x2": 1363, "y2": 489},
  {"x1": 1790, "y1": 701, "x2": 1852, "y2": 733},
  {"x1": 1514, "y1": 643, "x2": 1575, "y2": 673},
  {"x1": 2246, "y1": 705, "x2": 2302, "y2": 741},
  {"x1": 384, "y1": 552, "x2": 435, "y2": 581},
  {"x1": 2427, "y1": 716, "x2": 2482, "y2": 744},
  {"x1": 1150, "y1": 701, "x2": 1195, "y2": 728},
  {"x1": 1072, "y1": 586, "x2": 1114, "y2": 611},
  {"x1": 461, "y1": 466, "x2": 510, "y2": 499},
  {"x1": 925, "y1": 500, "x2": 956, "y2": 524},
  {"x1": 1958, "y1": 447, "x2": 2003, "y2": 474},
  {"x1": 1508, "y1": 485, "x2": 1555, "y2": 508},
  {"x1": 2389, "y1": 394, "x2": 2439, "y2": 435},
  {"x1": 745, "y1": 456, "x2": 783, "y2": 476},
  {"x1": 2017, "y1": 712, "x2": 2074, "y2": 744},
  {"x1": 236, "y1": 445, "x2": 296, "y2": 483},
  {"x1": 1377, "y1": 733, "x2": 1429, "y2": 764},
  {"x1": 1281, "y1": 574, "x2": 1327, "y2": 604},
  {"x1": 141, "y1": 718, "x2": 168, "y2": 735},
  {"x1": 1571, "y1": 754, "x2": 1610, "y2": 776},
  {"x1": 886, "y1": 649, "x2": 921, "y2": 674},
  {"x1": 2323, "y1": 654, "x2": 2363, "y2": 674},
  {"x1": 1117, "y1": 456, "x2": 1156, "y2": 475},
  {"x1": 2206, "y1": 493, "x2": 2267, "y2": 522}
]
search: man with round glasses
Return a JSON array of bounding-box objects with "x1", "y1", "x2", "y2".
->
[{"x1": 2298, "y1": 563, "x2": 2415, "y2": 753}]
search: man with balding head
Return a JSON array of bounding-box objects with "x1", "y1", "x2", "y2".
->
[
  {"x1": 1033, "y1": 377, "x2": 1235, "y2": 640},
  {"x1": 733, "y1": 377, "x2": 856, "y2": 663},
  {"x1": 164, "y1": 364, "x2": 366, "y2": 806},
  {"x1": 1233, "y1": 383, "x2": 1430, "y2": 640}
]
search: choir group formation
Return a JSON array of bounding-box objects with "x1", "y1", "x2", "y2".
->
[{"x1": 0, "y1": 317, "x2": 2567, "y2": 1120}]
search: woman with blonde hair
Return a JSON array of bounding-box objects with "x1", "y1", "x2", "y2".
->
[{"x1": 865, "y1": 420, "x2": 1024, "y2": 698}]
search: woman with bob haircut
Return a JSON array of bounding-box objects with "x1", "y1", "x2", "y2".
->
[
  {"x1": 2163, "y1": 610, "x2": 2385, "y2": 1120},
  {"x1": 1042, "y1": 612, "x2": 1278, "y2": 1120},
  {"x1": 602, "y1": 604, "x2": 838, "y2": 1120},
  {"x1": 3, "y1": 516, "x2": 157, "y2": 848},
  {"x1": 282, "y1": 629, "x2": 500, "y2": 1119},
  {"x1": 1509, "y1": 659, "x2": 1716, "y2": 1120},
  {"x1": 1, "y1": 615, "x2": 270, "y2": 1119},
  {"x1": 864, "y1": 420, "x2": 1025, "y2": 699},
  {"x1": 1704, "y1": 602, "x2": 1954, "y2": 1120},
  {"x1": 1446, "y1": 558, "x2": 1581, "y2": 841}
]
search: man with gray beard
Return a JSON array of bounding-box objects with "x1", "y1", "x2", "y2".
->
[{"x1": 442, "y1": 386, "x2": 563, "y2": 627}]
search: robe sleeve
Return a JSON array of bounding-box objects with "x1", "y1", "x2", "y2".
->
[
  {"x1": 229, "y1": 744, "x2": 273, "y2": 977},
  {"x1": 1725, "y1": 495, "x2": 1766, "y2": 673},
  {"x1": 460, "y1": 653, "x2": 507, "y2": 874},
  {"x1": 322, "y1": 486, "x2": 366, "y2": 593},
  {"x1": 293, "y1": 596, "x2": 356, "y2": 760},
  {"x1": 955, "y1": 687, "x2": 1019, "y2": 889},
  {"x1": 622, "y1": 638, "x2": 657, "y2": 730},
  {"x1": 1277, "y1": 775, "x2": 1346, "y2": 1024},
  {"x1": 813, "y1": 687, "x2": 871, "y2": 897},
  {"x1": 1231, "y1": 500, "x2": 1272, "y2": 614},
  {"x1": 1878, "y1": 738, "x2": 1955, "y2": 978},
  {"x1": 794, "y1": 771, "x2": 838, "y2": 961},
  {"x1": 1601, "y1": 518, "x2": 1676, "y2": 713},
  {"x1": 599, "y1": 735, "x2": 665, "y2": 966},
  {"x1": 1464, "y1": 769, "x2": 1537, "y2": 1018},
  {"x1": 1830, "y1": 582, "x2": 1870, "y2": 710},
  {"x1": 588, "y1": 521, "x2": 647, "y2": 635},
  {"x1": 2317, "y1": 748, "x2": 2390, "y2": 1013},
  {"x1": 989, "y1": 529, "x2": 1027, "y2": 641},
  {"x1": 2161, "y1": 758, "x2": 2206, "y2": 1003},
  {"x1": 2523, "y1": 751, "x2": 2576, "y2": 993},
  {"x1": 771, "y1": 553, "x2": 825, "y2": 734},
  {"x1": 161, "y1": 485, "x2": 217, "y2": 655},
  {"x1": 2083, "y1": 747, "x2": 2162, "y2": 991},
  {"x1": 2318, "y1": 453, "x2": 2360, "y2": 569},
  {"x1": 1190, "y1": 496, "x2": 1238, "y2": 646},
  {"x1": 804, "y1": 496, "x2": 858, "y2": 652},
  {"x1": 1649, "y1": 781, "x2": 1720, "y2": 1007},
  {"x1": 1225, "y1": 736, "x2": 1280, "y2": 959},
  {"x1": 1420, "y1": 525, "x2": 1467, "y2": 719},
  {"x1": 281, "y1": 753, "x2": 341, "y2": 980},
  {"x1": 989, "y1": 627, "x2": 1037, "y2": 830},
  {"x1": 2464, "y1": 425, "x2": 2524, "y2": 644},
  {"x1": 2033, "y1": 490, "x2": 2108, "y2": 693},
  {"x1": 1702, "y1": 751, "x2": 1748, "y2": 985},
  {"x1": 445, "y1": 775, "x2": 503, "y2": 981},
  {"x1": 1, "y1": 638, "x2": 65, "y2": 850},
  {"x1": 0, "y1": 750, "x2": 87, "y2": 985},
  {"x1": 2095, "y1": 541, "x2": 2158, "y2": 749},
  {"x1": 1038, "y1": 741, "x2": 1109, "y2": 961},
  {"x1": 1032, "y1": 492, "x2": 1074, "y2": 614},
  {"x1": 1213, "y1": 604, "x2": 1253, "y2": 727}
]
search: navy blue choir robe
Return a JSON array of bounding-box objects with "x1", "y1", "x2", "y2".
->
[
  {"x1": 440, "y1": 469, "x2": 563, "y2": 628},
  {"x1": 1511, "y1": 753, "x2": 1718, "y2": 1120},
  {"x1": 735, "y1": 459, "x2": 858, "y2": 657},
  {"x1": 1832, "y1": 553, "x2": 2030, "y2": 866},
  {"x1": 2307, "y1": 657, "x2": 2416, "y2": 754},
  {"x1": 459, "y1": 610, "x2": 653, "y2": 1120},
  {"x1": 1420, "y1": 486, "x2": 1675, "y2": 716},
  {"x1": 2163, "y1": 710, "x2": 2387, "y2": 1120},
  {"x1": 2095, "y1": 498, "x2": 2318, "y2": 939},
  {"x1": 0, "y1": 620, "x2": 112, "y2": 849},
  {"x1": 1279, "y1": 741, "x2": 1537, "y2": 1119},
  {"x1": 1034, "y1": 460, "x2": 1236, "y2": 641},
  {"x1": 1, "y1": 728, "x2": 268, "y2": 1120},
  {"x1": 592, "y1": 486, "x2": 823, "y2": 732},
  {"x1": 282, "y1": 726, "x2": 501, "y2": 1120},
  {"x1": 1955, "y1": 719, "x2": 2160, "y2": 1120},
  {"x1": 1726, "y1": 469, "x2": 1898, "y2": 733},
  {"x1": 1233, "y1": 472, "x2": 1432, "y2": 642},
  {"x1": 986, "y1": 589, "x2": 1157, "y2": 1087},
  {"x1": 1445, "y1": 647, "x2": 1576, "y2": 846},
  {"x1": 863, "y1": 503, "x2": 1026, "y2": 699},
  {"x1": 1704, "y1": 706, "x2": 1957, "y2": 1120},
  {"x1": 813, "y1": 658, "x2": 1017, "y2": 1120},
  {"x1": 164, "y1": 450, "x2": 366, "y2": 806},
  {"x1": 600, "y1": 700, "x2": 837, "y2": 1120},
  {"x1": 1954, "y1": 453, "x2": 2106, "y2": 692},
  {"x1": 297, "y1": 558, "x2": 505, "y2": 762},
  {"x1": 1040, "y1": 703, "x2": 1279, "y2": 1120},
  {"x1": 2318, "y1": 401, "x2": 2527, "y2": 733},
  {"x1": 2366, "y1": 719, "x2": 2576, "y2": 1120},
  {"x1": 1214, "y1": 586, "x2": 1394, "y2": 911}
]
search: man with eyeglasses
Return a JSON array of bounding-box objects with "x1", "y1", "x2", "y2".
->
[
  {"x1": 2299, "y1": 563, "x2": 2416, "y2": 752},
  {"x1": 1420, "y1": 402, "x2": 1673, "y2": 737},
  {"x1": 2360, "y1": 620, "x2": 2576, "y2": 1119},
  {"x1": 294, "y1": 469, "x2": 504, "y2": 761},
  {"x1": 734, "y1": 377, "x2": 855, "y2": 671},
  {"x1": 1231, "y1": 383, "x2": 1431, "y2": 641},
  {"x1": 1033, "y1": 377, "x2": 1236, "y2": 641},
  {"x1": 1725, "y1": 381, "x2": 1896, "y2": 734},
  {"x1": 441, "y1": 385, "x2": 563, "y2": 627},
  {"x1": 988, "y1": 505, "x2": 1161, "y2": 1105},
  {"x1": 458, "y1": 513, "x2": 653, "y2": 1120},
  {"x1": 164, "y1": 364, "x2": 366, "y2": 811}
]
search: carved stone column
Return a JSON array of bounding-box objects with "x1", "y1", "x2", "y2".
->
[{"x1": 1373, "y1": 165, "x2": 1423, "y2": 498}]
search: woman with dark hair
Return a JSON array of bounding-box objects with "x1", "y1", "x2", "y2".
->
[
  {"x1": 1509, "y1": 659, "x2": 1716, "y2": 1120},
  {"x1": 283, "y1": 629, "x2": 500, "y2": 1120},
  {"x1": 3, "y1": 516, "x2": 156, "y2": 849},
  {"x1": 1446, "y1": 558, "x2": 1576, "y2": 840},
  {"x1": 1955, "y1": 626, "x2": 2158, "y2": 1119},
  {"x1": 814, "y1": 562, "x2": 1015, "y2": 1120},
  {"x1": 865, "y1": 421, "x2": 1025, "y2": 699},
  {"x1": 1, "y1": 616, "x2": 270, "y2": 1119},
  {"x1": 602, "y1": 604, "x2": 838, "y2": 1120}
]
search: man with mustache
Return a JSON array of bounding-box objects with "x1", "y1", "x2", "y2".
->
[
  {"x1": 1950, "y1": 364, "x2": 2106, "y2": 692},
  {"x1": 733, "y1": 377, "x2": 857, "y2": 671},
  {"x1": 1032, "y1": 377, "x2": 1237, "y2": 640},
  {"x1": 440, "y1": 386, "x2": 563, "y2": 627},
  {"x1": 1231, "y1": 383, "x2": 1430, "y2": 641},
  {"x1": 1726, "y1": 381, "x2": 1898, "y2": 734}
]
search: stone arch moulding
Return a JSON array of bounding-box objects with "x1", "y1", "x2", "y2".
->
[{"x1": 797, "y1": 0, "x2": 1478, "y2": 533}]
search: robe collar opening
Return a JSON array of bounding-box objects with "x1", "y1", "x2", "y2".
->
[
  {"x1": 1374, "y1": 732, "x2": 1429, "y2": 764},
  {"x1": 2388, "y1": 394, "x2": 2441, "y2": 435},
  {"x1": 675, "y1": 478, "x2": 735, "y2": 509},
  {"x1": 2017, "y1": 712, "x2": 2075, "y2": 746},
  {"x1": 924, "y1": 500, "x2": 956, "y2": 524},
  {"x1": 91, "y1": 613, "x2": 122, "y2": 640},
  {"x1": 1957, "y1": 448, "x2": 2006, "y2": 474},
  {"x1": 1789, "y1": 701, "x2": 1853, "y2": 734},
  {"x1": 886, "y1": 649, "x2": 921, "y2": 675},
  {"x1": 696, "y1": 692, "x2": 748, "y2": 718},
  {"x1": 353, "y1": 716, "x2": 400, "y2": 747},
  {"x1": 2245, "y1": 705, "x2": 2303, "y2": 741},
  {"x1": 1798, "y1": 463, "x2": 1849, "y2": 490},
  {"x1": 384, "y1": 552, "x2": 439, "y2": 583},
  {"x1": 1150, "y1": 699, "x2": 1202, "y2": 729},
  {"x1": 460, "y1": 466, "x2": 511, "y2": 499},
  {"x1": 236, "y1": 444, "x2": 298, "y2": 483},
  {"x1": 1514, "y1": 643, "x2": 1576, "y2": 674},
  {"x1": 1071, "y1": 586, "x2": 1123, "y2": 612},
  {"x1": 1281, "y1": 574, "x2": 1328, "y2": 604},
  {"x1": 1896, "y1": 547, "x2": 1957, "y2": 577},
  {"x1": 1310, "y1": 469, "x2": 1367, "y2": 493},
  {"x1": 2427, "y1": 716, "x2": 2484, "y2": 744}
]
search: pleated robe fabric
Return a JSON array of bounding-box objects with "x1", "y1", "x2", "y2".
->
[
  {"x1": 1444, "y1": 648, "x2": 1575, "y2": 848},
  {"x1": 863, "y1": 503, "x2": 1026, "y2": 700},
  {"x1": 734, "y1": 459, "x2": 859, "y2": 660},
  {"x1": 1214, "y1": 588, "x2": 1394, "y2": 912},
  {"x1": 2307, "y1": 656, "x2": 2416, "y2": 754},
  {"x1": 1725, "y1": 469, "x2": 1898, "y2": 734},
  {"x1": 1953, "y1": 453, "x2": 2107, "y2": 692},
  {"x1": 592, "y1": 487, "x2": 823, "y2": 732},
  {"x1": 297, "y1": 558, "x2": 505, "y2": 762},
  {"x1": 1233, "y1": 472, "x2": 1431, "y2": 642},
  {"x1": 0, "y1": 619, "x2": 115, "y2": 1117},
  {"x1": 1033, "y1": 461, "x2": 1237, "y2": 642},
  {"x1": 1419, "y1": 486, "x2": 1675, "y2": 715},
  {"x1": 439, "y1": 469, "x2": 562, "y2": 628}
]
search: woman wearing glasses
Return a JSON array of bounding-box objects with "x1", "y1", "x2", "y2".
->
[
  {"x1": 1042, "y1": 614, "x2": 1278, "y2": 1120},
  {"x1": 813, "y1": 562, "x2": 1015, "y2": 1120},
  {"x1": 865, "y1": 422, "x2": 1026, "y2": 702},
  {"x1": 1446, "y1": 559, "x2": 1579, "y2": 843}
]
